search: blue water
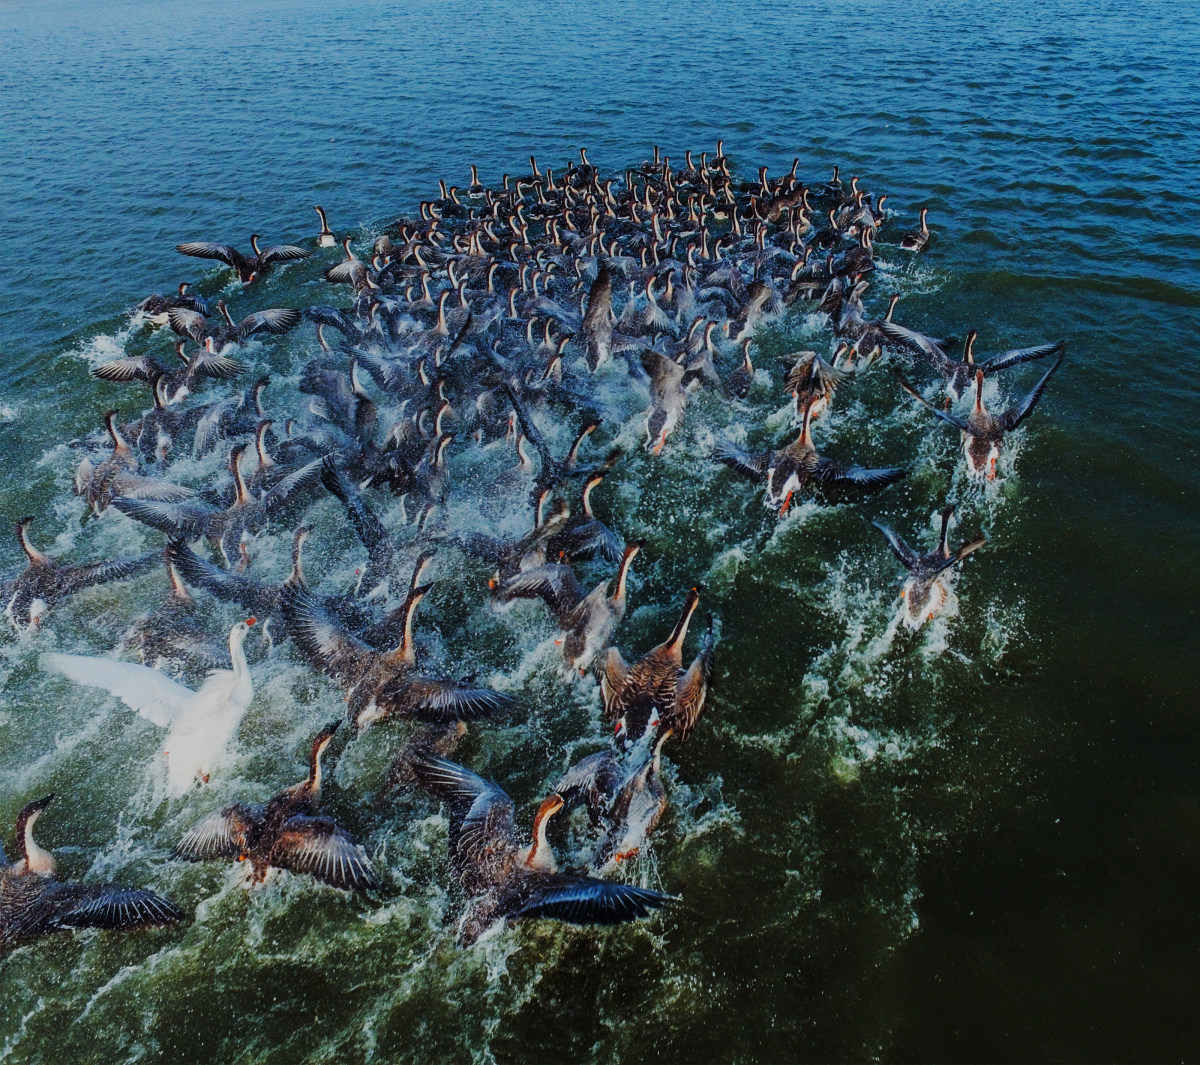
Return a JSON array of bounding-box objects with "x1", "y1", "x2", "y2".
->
[{"x1": 1, "y1": 0, "x2": 1199, "y2": 1061}]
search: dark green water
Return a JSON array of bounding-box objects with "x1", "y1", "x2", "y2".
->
[{"x1": 1, "y1": 1, "x2": 1199, "y2": 1061}]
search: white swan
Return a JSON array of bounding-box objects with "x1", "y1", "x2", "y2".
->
[{"x1": 43, "y1": 619, "x2": 257, "y2": 796}]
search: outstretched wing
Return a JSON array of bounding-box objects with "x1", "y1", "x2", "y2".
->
[
  {"x1": 44, "y1": 882, "x2": 184, "y2": 931},
  {"x1": 713, "y1": 440, "x2": 770, "y2": 482},
  {"x1": 168, "y1": 308, "x2": 213, "y2": 345},
  {"x1": 112, "y1": 496, "x2": 217, "y2": 539},
  {"x1": 978, "y1": 338, "x2": 1065, "y2": 375},
  {"x1": 813, "y1": 459, "x2": 906, "y2": 489},
  {"x1": 895, "y1": 372, "x2": 973, "y2": 432},
  {"x1": 495, "y1": 563, "x2": 584, "y2": 620},
  {"x1": 879, "y1": 320, "x2": 950, "y2": 365},
  {"x1": 870, "y1": 521, "x2": 921, "y2": 570},
  {"x1": 599, "y1": 647, "x2": 631, "y2": 717},
  {"x1": 175, "y1": 802, "x2": 257, "y2": 861},
  {"x1": 673, "y1": 620, "x2": 714, "y2": 742},
  {"x1": 270, "y1": 815, "x2": 377, "y2": 890},
  {"x1": 165, "y1": 540, "x2": 278, "y2": 614},
  {"x1": 42, "y1": 652, "x2": 197, "y2": 727},
  {"x1": 176, "y1": 242, "x2": 244, "y2": 268},
  {"x1": 279, "y1": 581, "x2": 372, "y2": 687},
  {"x1": 513, "y1": 873, "x2": 672, "y2": 925},
  {"x1": 91, "y1": 356, "x2": 166, "y2": 383},
  {"x1": 998, "y1": 353, "x2": 1065, "y2": 432},
  {"x1": 57, "y1": 551, "x2": 157, "y2": 595},
  {"x1": 236, "y1": 307, "x2": 302, "y2": 340},
  {"x1": 383, "y1": 676, "x2": 515, "y2": 724},
  {"x1": 258, "y1": 244, "x2": 312, "y2": 266}
]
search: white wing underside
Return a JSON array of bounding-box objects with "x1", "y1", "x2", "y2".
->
[{"x1": 43, "y1": 652, "x2": 199, "y2": 727}]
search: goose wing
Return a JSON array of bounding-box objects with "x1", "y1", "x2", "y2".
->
[
  {"x1": 895, "y1": 372, "x2": 973, "y2": 432},
  {"x1": 167, "y1": 308, "x2": 214, "y2": 345},
  {"x1": 50, "y1": 884, "x2": 185, "y2": 931},
  {"x1": 553, "y1": 751, "x2": 621, "y2": 819},
  {"x1": 812, "y1": 459, "x2": 907, "y2": 488},
  {"x1": 673, "y1": 620, "x2": 714, "y2": 741},
  {"x1": 599, "y1": 647, "x2": 631, "y2": 717},
  {"x1": 512, "y1": 873, "x2": 672, "y2": 925},
  {"x1": 110, "y1": 473, "x2": 194, "y2": 503},
  {"x1": 270, "y1": 816, "x2": 377, "y2": 890},
  {"x1": 175, "y1": 802, "x2": 258, "y2": 861},
  {"x1": 997, "y1": 353, "x2": 1065, "y2": 432},
  {"x1": 42, "y1": 652, "x2": 197, "y2": 727},
  {"x1": 380, "y1": 675, "x2": 515, "y2": 724},
  {"x1": 91, "y1": 356, "x2": 167, "y2": 384},
  {"x1": 929, "y1": 535, "x2": 989, "y2": 577},
  {"x1": 56, "y1": 551, "x2": 157, "y2": 595},
  {"x1": 187, "y1": 347, "x2": 247, "y2": 382},
  {"x1": 279, "y1": 581, "x2": 372, "y2": 687},
  {"x1": 495, "y1": 563, "x2": 584, "y2": 620},
  {"x1": 320, "y1": 458, "x2": 394, "y2": 580},
  {"x1": 870, "y1": 521, "x2": 921, "y2": 570},
  {"x1": 112, "y1": 496, "x2": 219, "y2": 539},
  {"x1": 235, "y1": 307, "x2": 302, "y2": 340},
  {"x1": 259, "y1": 457, "x2": 323, "y2": 513},
  {"x1": 164, "y1": 540, "x2": 278, "y2": 614},
  {"x1": 977, "y1": 338, "x2": 1065, "y2": 375},
  {"x1": 879, "y1": 320, "x2": 951, "y2": 366},
  {"x1": 713, "y1": 440, "x2": 770, "y2": 482},
  {"x1": 411, "y1": 756, "x2": 518, "y2": 885},
  {"x1": 176, "y1": 242, "x2": 248, "y2": 270},
  {"x1": 257, "y1": 244, "x2": 312, "y2": 266},
  {"x1": 549, "y1": 519, "x2": 624, "y2": 565}
]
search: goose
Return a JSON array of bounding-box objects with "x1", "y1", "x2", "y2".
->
[
  {"x1": 896, "y1": 355, "x2": 1065, "y2": 479},
  {"x1": 715, "y1": 400, "x2": 905, "y2": 516},
  {"x1": 43, "y1": 619, "x2": 259, "y2": 796},
  {"x1": 1, "y1": 795, "x2": 183, "y2": 948},
  {"x1": 594, "y1": 728, "x2": 672, "y2": 873},
  {"x1": 74, "y1": 410, "x2": 193, "y2": 516},
  {"x1": 91, "y1": 337, "x2": 246, "y2": 405},
  {"x1": 783, "y1": 350, "x2": 846, "y2": 421},
  {"x1": 280, "y1": 536, "x2": 514, "y2": 732},
  {"x1": 168, "y1": 301, "x2": 301, "y2": 351},
  {"x1": 412, "y1": 756, "x2": 672, "y2": 944},
  {"x1": 545, "y1": 470, "x2": 625, "y2": 565},
  {"x1": 176, "y1": 722, "x2": 377, "y2": 890},
  {"x1": 313, "y1": 205, "x2": 337, "y2": 247},
  {"x1": 901, "y1": 208, "x2": 930, "y2": 251},
  {"x1": 133, "y1": 282, "x2": 208, "y2": 324},
  {"x1": 601, "y1": 588, "x2": 714, "y2": 747},
  {"x1": 2, "y1": 516, "x2": 155, "y2": 628},
  {"x1": 176, "y1": 234, "x2": 311, "y2": 284},
  {"x1": 723, "y1": 339, "x2": 755, "y2": 398},
  {"x1": 871, "y1": 506, "x2": 987, "y2": 627},
  {"x1": 881, "y1": 323, "x2": 1065, "y2": 401}
]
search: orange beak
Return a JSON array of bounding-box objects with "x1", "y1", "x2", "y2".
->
[{"x1": 246, "y1": 617, "x2": 257, "y2": 626}]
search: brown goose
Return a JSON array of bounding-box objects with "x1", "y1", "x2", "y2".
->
[
  {"x1": 871, "y1": 506, "x2": 987, "y2": 627},
  {"x1": 594, "y1": 728, "x2": 672, "y2": 873},
  {"x1": 601, "y1": 588, "x2": 714, "y2": 748},
  {"x1": 897, "y1": 354, "x2": 1064, "y2": 480},
  {"x1": 168, "y1": 301, "x2": 301, "y2": 352},
  {"x1": 900, "y1": 208, "x2": 930, "y2": 251},
  {"x1": 2, "y1": 517, "x2": 154, "y2": 628},
  {"x1": 412, "y1": 756, "x2": 672, "y2": 944},
  {"x1": 176, "y1": 722, "x2": 377, "y2": 890},
  {"x1": 176, "y1": 234, "x2": 311, "y2": 284},
  {"x1": 1, "y1": 795, "x2": 183, "y2": 948},
  {"x1": 280, "y1": 539, "x2": 514, "y2": 732},
  {"x1": 133, "y1": 282, "x2": 208, "y2": 324},
  {"x1": 545, "y1": 470, "x2": 625, "y2": 565},
  {"x1": 74, "y1": 410, "x2": 192, "y2": 516},
  {"x1": 715, "y1": 400, "x2": 905, "y2": 516}
]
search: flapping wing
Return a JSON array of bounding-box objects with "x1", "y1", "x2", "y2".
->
[
  {"x1": 553, "y1": 751, "x2": 621, "y2": 818},
  {"x1": 236, "y1": 307, "x2": 302, "y2": 340},
  {"x1": 279, "y1": 581, "x2": 372, "y2": 687},
  {"x1": 599, "y1": 647, "x2": 631, "y2": 717},
  {"x1": 673, "y1": 621, "x2": 714, "y2": 742},
  {"x1": 383, "y1": 675, "x2": 515, "y2": 724},
  {"x1": 270, "y1": 816, "x2": 377, "y2": 890},
  {"x1": 513, "y1": 873, "x2": 672, "y2": 925},
  {"x1": 320, "y1": 457, "x2": 393, "y2": 576},
  {"x1": 188, "y1": 348, "x2": 247, "y2": 381},
  {"x1": 176, "y1": 242, "x2": 244, "y2": 268},
  {"x1": 496, "y1": 563, "x2": 584, "y2": 620},
  {"x1": 550, "y1": 520, "x2": 624, "y2": 565},
  {"x1": 57, "y1": 551, "x2": 157, "y2": 595},
  {"x1": 91, "y1": 356, "x2": 166, "y2": 383},
  {"x1": 43, "y1": 882, "x2": 184, "y2": 931},
  {"x1": 879, "y1": 320, "x2": 949, "y2": 364},
  {"x1": 895, "y1": 372, "x2": 973, "y2": 431},
  {"x1": 111, "y1": 473, "x2": 194, "y2": 503},
  {"x1": 260, "y1": 457, "x2": 323, "y2": 513},
  {"x1": 168, "y1": 308, "x2": 214, "y2": 345},
  {"x1": 175, "y1": 802, "x2": 256, "y2": 861},
  {"x1": 112, "y1": 496, "x2": 217, "y2": 539},
  {"x1": 165, "y1": 540, "x2": 278, "y2": 614},
  {"x1": 870, "y1": 521, "x2": 921, "y2": 570},
  {"x1": 713, "y1": 440, "x2": 769, "y2": 482},
  {"x1": 813, "y1": 460, "x2": 907, "y2": 489},
  {"x1": 258, "y1": 244, "x2": 312, "y2": 265},
  {"x1": 930, "y1": 534, "x2": 988, "y2": 577},
  {"x1": 978, "y1": 338, "x2": 1065, "y2": 374},
  {"x1": 998, "y1": 353, "x2": 1065, "y2": 432},
  {"x1": 42, "y1": 652, "x2": 196, "y2": 727}
]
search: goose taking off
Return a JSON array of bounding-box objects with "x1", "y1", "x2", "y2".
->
[
  {"x1": 413, "y1": 756, "x2": 672, "y2": 944},
  {"x1": 1, "y1": 795, "x2": 183, "y2": 948},
  {"x1": 43, "y1": 619, "x2": 259, "y2": 795},
  {"x1": 176, "y1": 234, "x2": 311, "y2": 284},
  {"x1": 176, "y1": 722, "x2": 377, "y2": 890}
]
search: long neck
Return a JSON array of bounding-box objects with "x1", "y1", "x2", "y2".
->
[
  {"x1": 229, "y1": 627, "x2": 250, "y2": 678},
  {"x1": 255, "y1": 423, "x2": 275, "y2": 467},
  {"x1": 17, "y1": 810, "x2": 55, "y2": 875},
  {"x1": 390, "y1": 590, "x2": 426, "y2": 666},
  {"x1": 525, "y1": 802, "x2": 558, "y2": 872},
  {"x1": 611, "y1": 548, "x2": 638, "y2": 607},
  {"x1": 665, "y1": 593, "x2": 699, "y2": 657},
  {"x1": 17, "y1": 522, "x2": 49, "y2": 566},
  {"x1": 105, "y1": 411, "x2": 130, "y2": 454},
  {"x1": 307, "y1": 738, "x2": 329, "y2": 798},
  {"x1": 581, "y1": 477, "x2": 600, "y2": 517},
  {"x1": 974, "y1": 372, "x2": 987, "y2": 414},
  {"x1": 166, "y1": 560, "x2": 191, "y2": 601},
  {"x1": 938, "y1": 507, "x2": 954, "y2": 558},
  {"x1": 230, "y1": 449, "x2": 250, "y2": 504}
]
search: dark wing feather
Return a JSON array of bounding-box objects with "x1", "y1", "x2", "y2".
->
[
  {"x1": 321, "y1": 458, "x2": 394, "y2": 580},
  {"x1": 713, "y1": 440, "x2": 770, "y2": 482},
  {"x1": 91, "y1": 356, "x2": 166, "y2": 383},
  {"x1": 813, "y1": 460, "x2": 907, "y2": 488},
  {"x1": 878, "y1": 320, "x2": 951, "y2": 365},
  {"x1": 188, "y1": 348, "x2": 247, "y2": 381},
  {"x1": 112, "y1": 496, "x2": 217, "y2": 539},
  {"x1": 168, "y1": 308, "x2": 214, "y2": 344},
  {"x1": 496, "y1": 563, "x2": 584, "y2": 619},
  {"x1": 280, "y1": 581, "x2": 372, "y2": 686},
  {"x1": 165, "y1": 540, "x2": 278, "y2": 614},
  {"x1": 52, "y1": 885, "x2": 185, "y2": 931},
  {"x1": 270, "y1": 816, "x2": 377, "y2": 890},
  {"x1": 176, "y1": 242, "x2": 244, "y2": 268},
  {"x1": 997, "y1": 353, "x2": 1065, "y2": 432},
  {"x1": 175, "y1": 802, "x2": 256, "y2": 861},
  {"x1": 673, "y1": 623, "x2": 714, "y2": 742},
  {"x1": 977, "y1": 338, "x2": 1065, "y2": 374},
  {"x1": 382, "y1": 676, "x2": 515, "y2": 724},
  {"x1": 929, "y1": 535, "x2": 988, "y2": 577},
  {"x1": 259, "y1": 457, "x2": 323, "y2": 513},
  {"x1": 553, "y1": 751, "x2": 622, "y2": 818},
  {"x1": 258, "y1": 244, "x2": 312, "y2": 265},
  {"x1": 512, "y1": 873, "x2": 672, "y2": 925},
  {"x1": 57, "y1": 551, "x2": 157, "y2": 595},
  {"x1": 895, "y1": 372, "x2": 973, "y2": 431},
  {"x1": 236, "y1": 307, "x2": 302, "y2": 340},
  {"x1": 870, "y1": 522, "x2": 921, "y2": 570}
]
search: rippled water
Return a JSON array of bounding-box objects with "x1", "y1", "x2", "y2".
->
[{"x1": 2, "y1": 0, "x2": 1199, "y2": 1061}]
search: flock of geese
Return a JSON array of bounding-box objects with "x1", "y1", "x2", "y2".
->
[{"x1": 2, "y1": 142, "x2": 1065, "y2": 950}]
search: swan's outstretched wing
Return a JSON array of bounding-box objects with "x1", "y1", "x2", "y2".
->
[{"x1": 42, "y1": 652, "x2": 195, "y2": 727}]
